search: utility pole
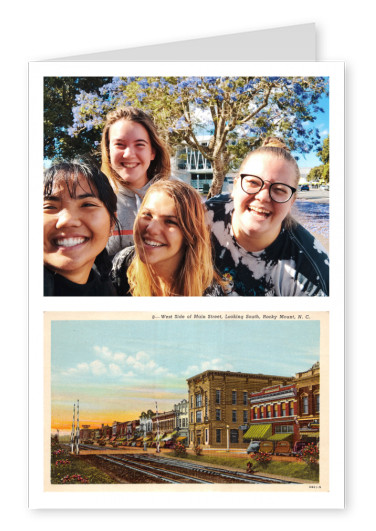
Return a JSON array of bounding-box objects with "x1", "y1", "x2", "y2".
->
[
  {"x1": 70, "y1": 403, "x2": 75, "y2": 453},
  {"x1": 155, "y1": 401, "x2": 160, "y2": 453},
  {"x1": 75, "y1": 399, "x2": 80, "y2": 455}
]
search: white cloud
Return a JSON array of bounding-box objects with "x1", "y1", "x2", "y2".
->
[
  {"x1": 109, "y1": 363, "x2": 123, "y2": 376},
  {"x1": 90, "y1": 360, "x2": 107, "y2": 375}
]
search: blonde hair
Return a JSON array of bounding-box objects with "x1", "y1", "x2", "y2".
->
[
  {"x1": 127, "y1": 180, "x2": 221, "y2": 296},
  {"x1": 239, "y1": 136, "x2": 300, "y2": 189},
  {"x1": 236, "y1": 136, "x2": 299, "y2": 229},
  {"x1": 100, "y1": 107, "x2": 171, "y2": 192}
]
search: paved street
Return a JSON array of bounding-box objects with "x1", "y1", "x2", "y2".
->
[{"x1": 293, "y1": 190, "x2": 329, "y2": 251}]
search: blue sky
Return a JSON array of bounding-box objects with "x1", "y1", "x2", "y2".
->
[{"x1": 51, "y1": 318, "x2": 320, "y2": 431}]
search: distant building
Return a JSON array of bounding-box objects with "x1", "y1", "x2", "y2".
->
[
  {"x1": 187, "y1": 370, "x2": 293, "y2": 449},
  {"x1": 171, "y1": 137, "x2": 235, "y2": 194},
  {"x1": 174, "y1": 398, "x2": 189, "y2": 445}
]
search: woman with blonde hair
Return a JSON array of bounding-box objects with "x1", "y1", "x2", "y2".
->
[
  {"x1": 206, "y1": 137, "x2": 329, "y2": 296},
  {"x1": 101, "y1": 106, "x2": 171, "y2": 257},
  {"x1": 111, "y1": 180, "x2": 225, "y2": 296}
]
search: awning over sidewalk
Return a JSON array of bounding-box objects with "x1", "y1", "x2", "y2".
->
[
  {"x1": 268, "y1": 433, "x2": 292, "y2": 441},
  {"x1": 243, "y1": 424, "x2": 272, "y2": 441},
  {"x1": 300, "y1": 431, "x2": 320, "y2": 438},
  {"x1": 176, "y1": 436, "x2": 187, "y2": 441}
]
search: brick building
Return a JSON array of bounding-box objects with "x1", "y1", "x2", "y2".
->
[
  {"x1": 187, "y1": 370, "x2": 293, "y2": 449},
  {"x1": 245, "y1": 384, "x2": 300, "y2": 447},
  {"x1": 295, "y1": 362, "x2": 320, "y2": 442}
]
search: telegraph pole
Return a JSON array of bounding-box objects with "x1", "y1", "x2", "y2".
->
[
  {"x1": 75, "y1": 399, "x2": 80, "y2": 455},
  {"x1": 155, "y1": 401, "x2": 160, "y2": 453},
  {"x1": 70, "y1": 403, "x2": 75, "y2": 453}
]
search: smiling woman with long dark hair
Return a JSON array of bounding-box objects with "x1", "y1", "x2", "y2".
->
[{"x1": 43, "y1": 158, "x2": 119, "y2": 296}]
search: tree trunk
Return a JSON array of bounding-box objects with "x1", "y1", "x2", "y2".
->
[{"x1": 207, "y1": 151, "x2": 230, "y2": 199}]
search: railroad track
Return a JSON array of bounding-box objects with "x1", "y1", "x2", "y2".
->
[{"x1": 79, "y1": 447, "x2": 297, "y2": 484}]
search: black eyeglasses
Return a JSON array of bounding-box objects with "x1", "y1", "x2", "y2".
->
[{"x1": 240, "y1": 174, "x2": 296, "y2": 203}]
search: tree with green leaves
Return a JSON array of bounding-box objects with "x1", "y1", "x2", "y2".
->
[
  {"x1": 307, "y1": 136, "x2": 329, "y2": 183},
  {"x1": 46, "y1": 76, "x2": 328, "y2": 197}
]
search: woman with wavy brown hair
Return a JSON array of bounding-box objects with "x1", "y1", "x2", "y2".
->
[
  {"x1": 111, "y1": 180, "x2": 226, "y2": 296},
  {"x1": 101, "y1": 106, "x2": 171, "y2": 257}
]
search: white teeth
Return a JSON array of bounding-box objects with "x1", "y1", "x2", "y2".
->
[
  {"x1": 122, "y1": 163, "x2": 138, "y2": 168},
  {"x1": 144, "y1": 239, "x2": 164, "y2": 247},
  {"x1": 55, "y1": 237, "x2": 86, "y2": 247},
  {"x1": 250, "y1": 206, "x2": 270, "y2": 215}
]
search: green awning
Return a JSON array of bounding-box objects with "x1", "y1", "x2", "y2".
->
[
  {"x1": 243, "y1": 424, "x2": 272, "y2": 441},
  {"x1": 268, "y1": 433, "x2": 292, "y2": 441}
]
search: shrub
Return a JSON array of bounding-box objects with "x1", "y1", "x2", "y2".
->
[
  {"x1": 194, "y1": 445, "x2": 202, "y2": 456},
  {"x1": 297, "y1": 443, "x2": 319, "y2": 469},
  {"x1": 251, "y1": 451, "x2": 272, "y2": 468},
  {"x1": 174, "y1": 442, "x2": 187, "y2": 458}
]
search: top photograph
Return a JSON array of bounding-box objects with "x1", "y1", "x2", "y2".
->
[{"x1": 43, "y1": 75, "x2": 330, "y2": 297}]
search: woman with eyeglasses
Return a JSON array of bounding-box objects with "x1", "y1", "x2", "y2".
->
[{"x1": 206, "y1": 137, "x2": 329, "y2": 296}]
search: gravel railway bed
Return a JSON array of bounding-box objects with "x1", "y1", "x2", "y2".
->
[{"x1": 80, "y1": 450, "x2": 297, "y2": 485}]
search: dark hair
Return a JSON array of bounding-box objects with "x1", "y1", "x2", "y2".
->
[{"x1": 43, "y1": 157, "x2": 119, "y2": 276}]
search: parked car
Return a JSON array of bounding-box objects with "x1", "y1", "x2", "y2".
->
[
  {"x1": 291, "y1": 441, "x2": 308, "y2": 456},
  {"x1": 259, "y1": 440, "x2": 274, "y2": 454},
  {"x1": 246, "y1": 440, "x2": 261, "y2": 454},
  {"x1": 274, "y1": 440, "x2": 292, "y2": 455},
  {"x1": 300, "y1": 184, "x2": 310, "y2": 191}
]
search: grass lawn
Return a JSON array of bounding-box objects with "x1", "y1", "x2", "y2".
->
[
  {"x1": 170, "y1": 453, "x2": 319, "y2": 482},
  {"x1": 51, "y1": 445, "x2": 115, "y2": 484}
]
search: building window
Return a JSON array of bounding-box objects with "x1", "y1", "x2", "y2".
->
[
  {"x1": 289, "y1": 402, "x2": 295, "y2": 416},
  {"x1": 315, "y1": 394, "x2": 320, "y2": 413},
  {"x1": 232, "y1": 410, "x2": 237, "y2": 422},
  {"x1": 243, "y1": 392, "x2": 248, "y2": 405},
  {"x1": 302, "y1": 396, "x2": 309, "y2": 414},
  {"x1": 281, "y1": 403, "x2": 286, "y2": 416},
  {"x1": 230, "y1": 430, "x2": 239, "y2": 443},
  {"x1": 205, "y1": 396, "x2": 208, "y2": 418},
  {"x1": 196, "y1": 410, "x2": 202, "y2": 423},
  {"x1": 196, "y1": 394, "x2": 202, "y2": 407},
  {"x1": 216, "y1": 390, "x2": 221, "y2": 404},
  {"x1": 205, "y1": 429, "x2": 209, "y2": 443},
  {"x1": 260, "y1": 407, "x2": 264, "y2": 419},
  {"x1": 190, "y1": 412, "x2": 193, "y2": 423},
  {"x1": 253, "y1": 408, "x2": 258, "y2": 419},
  {"x1": 216, "y1": 429, "x2": 221, "y2": 443},
  {"x1": 267, "y1": 405, "x2": 272, "y2": 418},
  {"x1": 232, "y1": 391, "x2": 237, "y2": 405},
  {"x1": 275, "y1": 425, "x2": 293, "y2": 433},
  {"x1": 190, "y1": 394, "x2": 193, "y2": 408},
  {"x1": 216, "y1": 409, "x2": 221, "y2": 421},
  {"x1": 243, "y1": 410, "x2": 248, "y2": 423},
  {"x1": 274, "y1": 404, "x2": 279, "y2": 417}
]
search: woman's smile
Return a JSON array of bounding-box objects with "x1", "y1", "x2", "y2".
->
[{"x1": 135, "y1": 191, "x2": 185, "y2": 277}]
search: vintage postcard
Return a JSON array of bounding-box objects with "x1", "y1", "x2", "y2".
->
[{"x1": 43, "y1": 311, "x2": 330, "y2": 507}]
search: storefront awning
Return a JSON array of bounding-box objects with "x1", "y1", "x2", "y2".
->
[
  {"x1": 268, "y1": 433, "x2": 292, "y2": 441},
  {"x1": 176, "y1": 436, "x2": 187, "y2": 441},
  {"x1": 162, "y1": 433, "x2": 173, "y2": 441},
  {"x1": 243, "y1": 424, "x2": 272, "y2": 441},
  {"x1": 143, "y1": 436, "x2": 151, "y2": 441},
  {"x1": 300, "y1": 431, "x2": 320, "y2": 438},
  {"x1": 154, "y1": 433, "x2": 165, "y2": 441}
]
